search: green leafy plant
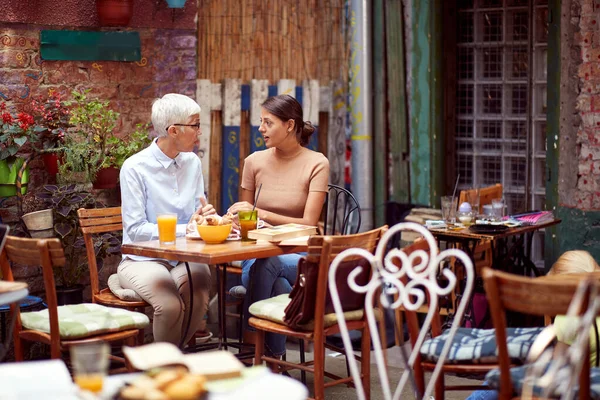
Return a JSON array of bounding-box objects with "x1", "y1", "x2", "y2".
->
[
  {"x1": 29, "y1": 91, "x2": 70, "y2": 152},
  {"x1": 103, "y1": 123, "x2": 152, "y2": 169},
  {"x1": 35, "y1": 184, "x2": 119, "y2": 288},
  {"x1": 58, "y1": 90, "x2": 120, "y2": 183}
]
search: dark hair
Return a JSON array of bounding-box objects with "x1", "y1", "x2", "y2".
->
[{"x1": 261, "y1": 94, "x2": 315, "y2": 146}]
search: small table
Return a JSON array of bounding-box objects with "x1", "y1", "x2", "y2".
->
[
  {"x1": 0, "y1": 281, "x2": 29, "y2": 362},
  {"x1": 121, "y1": 238, "x2": 308, "y2": 350},
  {"x1": 428, "y1": 220, "x2": 561, "y2": 327}
]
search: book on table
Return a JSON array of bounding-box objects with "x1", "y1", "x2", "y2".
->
[
  {"x1": 123, "y1": 342, "x2": 244, "y2": 381},
  {"x1": 248, "y1": 223, "x2": 317, "y2": 242}
]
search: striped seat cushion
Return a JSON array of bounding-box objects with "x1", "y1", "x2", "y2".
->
[
  {"x1": 486, "y1": 363, "x2": 600, "y2": 399},
  {"x1": 420, "y1": 327, "x2": 543, "y2": 364},
  {"x1": 21, "y1": 303, "x2": 150, "y2": 339}
]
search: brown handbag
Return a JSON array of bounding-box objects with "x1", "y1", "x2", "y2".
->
[{"x1": 283, "y1": 256, "x2": 371, "y2": 330}]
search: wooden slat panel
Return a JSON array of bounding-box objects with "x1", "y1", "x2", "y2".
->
[
  {"x1": 209, "y1": 110, "x2": 223, "y2": 210},
  {"x1": 250, "y1": 79, "x2": 268, "y2": 153},
  {"x1": 4, "y1": 237, "x2": 65, "y2": 267},
  {"x1": 221, "y1": 79, "x2": 241, "y2": 213},
  {"x1": 77, "y1": 207, "x2": 121, "y2": 218},
  {"x1": 278, "y1": 79, "x2": 296, "y2": 97},
  {"x1": 197, "y1": 79, "x2": 213, "y2": 193},
  {"x1": 79, "y1": 216, "x2": 122, "y2": 227},
  {"x1": 327, "y1": 79, "x2": 346, "y2": 188}
]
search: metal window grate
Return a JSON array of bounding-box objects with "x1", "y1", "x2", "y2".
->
[{"x1": 455, "y1": 0, "x2": 548, "y2": 268}]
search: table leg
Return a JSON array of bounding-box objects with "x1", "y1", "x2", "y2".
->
[{"x1": 179, "y1": 262, "x2": 194, "y2": 349}]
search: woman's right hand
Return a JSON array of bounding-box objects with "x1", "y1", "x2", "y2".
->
[{"x1": 227, "y1": 201, "x2": 254, "y2": 215}]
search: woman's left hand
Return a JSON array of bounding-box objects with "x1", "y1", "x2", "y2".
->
[{"x1": 227, "y1": 201, "x2": 254, "y2": 215}]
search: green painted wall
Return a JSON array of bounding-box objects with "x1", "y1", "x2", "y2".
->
[
  {"x1": 409, "y1": 0, "x2": 444, "y2": 207},
  {"x1": 556, "y1": 207, "x2": 600, "y2": 263}
]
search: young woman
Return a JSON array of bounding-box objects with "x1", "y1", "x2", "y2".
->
[{"x1": 227, "y1": 94, "x2": 330, "y2": 357}]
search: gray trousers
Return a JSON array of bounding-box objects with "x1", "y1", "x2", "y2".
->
[{"x1": 118, "y1": 258, "x2": 211, "y2": 345}]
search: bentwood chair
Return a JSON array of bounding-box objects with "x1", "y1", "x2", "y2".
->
[
  {"x1": 0, "y1": 236, "x2": 148, "y2": 370},
  {"x1": 249, "y1": 226, "x2": 386, "y2": 400},
  {"x1": 482, "y1": 268, "x2": 600, "y2": 400},
  {"x1": 77, "y1": 207, "x2": 149, "y2": 345}
]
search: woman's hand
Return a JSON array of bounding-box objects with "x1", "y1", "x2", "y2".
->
[{"x1": 227, "y1": 201, "x2": 254, "y2": 215}]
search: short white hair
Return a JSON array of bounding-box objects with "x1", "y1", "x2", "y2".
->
[{"x1": 151, "y1": 93, "x2": 201, "y2": 137}]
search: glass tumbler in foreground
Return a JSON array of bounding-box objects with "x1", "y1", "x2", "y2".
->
[
  {"x1": 441, "y1": 196, "x2": 458, "y2": 225},
  {"x1": 70, "y1": 341, "x2": 109, "y2": 393},
  {"x1": 491, "y1": 198, "x2": 505, "y2": 222},
  {"x1": 238, "y1": 210, "x2": 258, "y2": 241},
  {"x1": 157, "y1": 213, "x2": 177, "y2": 245}
]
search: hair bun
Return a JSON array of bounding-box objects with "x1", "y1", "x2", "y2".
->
[{"x1": 301, "y1": 121, "x2": 316, "y2": 144}]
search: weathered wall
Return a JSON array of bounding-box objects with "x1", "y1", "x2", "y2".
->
[
  {"x1": 556, "y1": 0, "x2": 600, "y2": 261},
  {"x1": 0, "y1": 0, "x2": 199, "y2": 300}
]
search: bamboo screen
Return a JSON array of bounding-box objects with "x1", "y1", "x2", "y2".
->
[{"x1": 197, "y1": 0, "x2": 348, "y2": 83}]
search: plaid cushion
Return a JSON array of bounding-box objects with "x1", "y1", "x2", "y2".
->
[
  {"x1": 421, "y1": 327, "x2": 542, "y2": 364},
  {"x1": 249, "y1": 294, "x2": 364, "y2": 330},
  {"x1": 21, "y1": 303, "x2": 150, "y2": 339},
  {"x1": 486, "y1": 364, "x2": 600, "y2": 399}
]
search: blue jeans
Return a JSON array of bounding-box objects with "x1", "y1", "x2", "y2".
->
[
  {"x1": 465, "y1": 382, "x2": 498, "y2": 400},
  {"x1": 242, "y1": 253, "x2": 305, "y2": 356}
]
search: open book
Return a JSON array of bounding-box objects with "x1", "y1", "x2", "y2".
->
[
  {"x1": 123, "y1": 343, "x2": 244, "y2": 381},
  {"x1": 248, "y1": 223, "x2": 317, "y2": 242}
]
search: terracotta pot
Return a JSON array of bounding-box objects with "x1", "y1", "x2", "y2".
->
[
  {"x1": 96, "y1": 0, "x2": 134, "y2": 27},
  {"x1": 42, "y1": 153, "x2": 60, "y2": 175},
  {"x1": 93, "y1": 166, "x2": 120, "y2": 189}
]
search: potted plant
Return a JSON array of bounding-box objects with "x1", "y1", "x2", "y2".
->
[
  {"x1": 0, "y1": 102, "x2": 37, "y2": 197},
  {"x1": 30, "y1": 91, "x2": 70, "y2": 175},
  {"x1": 59, "y1": 90, "x2": 119, "y2": 186},
  {"x1": 36, "y1": 184, "x2": 120, "y2": 304},
  {"x1": 102, "y1": 122, "x2": 153, "y2": 169}
]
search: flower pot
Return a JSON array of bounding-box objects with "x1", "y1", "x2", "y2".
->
[
  {"x1": 42, "y1": 153, "x2": 60, "y2": 175},
  {"x1": 166, "y1": 0, "x2": 187, "y2": 8},
  {"x1": 0, "y1": 158, "x2": 29, "y2": 198},
  {"x1": 96, "y1": 0, "x2": 134, "y2": 27},
  {"x1": 22, "y1": 209, "x2": 54, "y2": 232},
  {"x1": 93, "y1": 167, "x2": 119, "y2": 189},
  {"x1": 56, "y1": 285, "x2": 84, "y2": 306}
]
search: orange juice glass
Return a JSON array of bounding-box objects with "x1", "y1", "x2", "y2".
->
[
  {"x1": 157, "y1": 213, "x2": 177, "y2": 245},
  {"x1": 238, "y1": 210, "x2": 258, "y2": 241},
  {"x1": 70, "y1": 342, "x2": 109, "y2": 394}
]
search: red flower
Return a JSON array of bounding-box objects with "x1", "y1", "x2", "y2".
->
[
  {"x1": 2, "y1": 112, "x2": 12, "y2": 124},
  {"x1": 17, "y1": 112, "x2": 34, "y2": 130}
]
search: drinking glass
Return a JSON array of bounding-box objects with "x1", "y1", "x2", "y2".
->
[
  {"x1": 491, "y1": 198, "x2": 505, "y2": 222},
  {"x1": 238, "y1": 210, "x2": 258, "y2": 241},
  {"x1": 70, "y1": 341, "x2": 109, "y2": 393},
  {"x1": 440, "y1": 196, "x2": 458, "y2": 225},
  {"x1": 157, "y1": 213, "x2": 177, "y2": 245},
  {"x1": 465, "y1": 188, "x2": 480, "y2": 215}
]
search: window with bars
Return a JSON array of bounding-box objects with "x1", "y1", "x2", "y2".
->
[{"x1": 454, "y1": 0, "x2": 548, "y2": 267}]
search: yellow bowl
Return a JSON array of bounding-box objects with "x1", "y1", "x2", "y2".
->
[{"x1": 196, "y1": 224, "x2": 232, "y2": 244}]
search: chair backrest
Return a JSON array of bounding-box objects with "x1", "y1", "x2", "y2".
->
[
  {"x1": 323, "y1": 184, "x2": 361, "y2": 235},
  {"x1": 329, "y1": 222, "x2": 474, "y2": 400},
  {"x1": 458, "y1": 183, "x2": 503, "y2": 214},
  {"x1": 482, "y1": 268, "x2": 592, "y2": 400},
  {"x1": 0, "y1": 236, "x2": 65, "y2": 358},
  {"x1": 77, "y1": 207, "x2": 122, "y2": 297}
]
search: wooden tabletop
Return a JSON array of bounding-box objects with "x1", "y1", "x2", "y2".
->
[
  {"x1": 428, "y1": 219, "x2": 562, "y2": 242},
  {"x1": 121, "y1": 237, "x2": 308, "y2": 265}
]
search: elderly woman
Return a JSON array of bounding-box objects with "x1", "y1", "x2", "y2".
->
[
  {"x1": 118, "y1": 93, "x2": 215, "y2": 345},
  {"x1": 228, "y1": 94, "x2": 330, "y2": 357}
]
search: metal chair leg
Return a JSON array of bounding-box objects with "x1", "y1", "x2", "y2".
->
[{"x1": 299, "y1": 340, "x2": 307, "y2": 384}]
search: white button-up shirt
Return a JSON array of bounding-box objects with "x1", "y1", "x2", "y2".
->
[{"x1": 120, "y1": 139, "x2": 205, "y2": 262}]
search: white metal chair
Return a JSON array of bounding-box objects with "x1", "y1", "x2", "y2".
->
[{"x1": 328, "y1": 222, "x2": 474, "y2": 400}]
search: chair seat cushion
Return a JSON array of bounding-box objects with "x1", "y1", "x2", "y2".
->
[
  {"x1": 21, "y1": 303, "x2": 150, "y2": 339},
  {"x1": 486, "y1": 363, "x2": 600, "y2": 399},
  {"x1": 420, "y1": 327, "x2": 543, "y2": 364},
  {"x1": 249, "y1": 294, "x2": 364, "y2": 330},
  {"x1": 108, "y1": 274, "x2": 143, "y2": 302}
]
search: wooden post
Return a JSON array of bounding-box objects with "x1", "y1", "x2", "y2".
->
[
  {"x1": 302, "y1": 79, "x2": 320, "y2": 152},
  {"x1": 197, "y1": 79, "x2": 212, "y2": 194},
  {"x1": 250, "y1": 79, "x2": 269, "y2": 153},
  {"x1": 327, "y1": 79, "x2": 346, "y2": 189}
]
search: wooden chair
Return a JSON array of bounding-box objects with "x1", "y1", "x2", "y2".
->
[
  {"x1": 250, "y1": 226, "x2": 386, "y2": 400},
  {"x1": 329, "y1": 222, "x2": 476, "y2": 400},
  {"x1": 457, "y1": 184, "x2": 503, "y2": 273},
  {"x1": 482, "y1": 268, "x2": 596, "y2": 400},
  {"x1": 77, "y1": 207, "x2": 149, "y2": 345},
  {"x1": 0, "y1": 236, "x2": 146, "y2": 367}
]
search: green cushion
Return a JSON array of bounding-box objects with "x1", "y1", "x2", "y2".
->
[
  {"x1": 249, "y1": 294, "x2": 364, "y2": 330},
  {"x1": 21, "y1": 303, "x2": 150, "y2": 339}
]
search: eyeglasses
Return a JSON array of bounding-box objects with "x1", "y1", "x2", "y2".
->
[{"x1": 167, "y1": 123, "x2": 201, "y2": 131}]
